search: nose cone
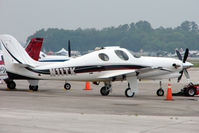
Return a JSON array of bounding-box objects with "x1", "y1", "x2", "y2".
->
[{"x1": 183, "y1": 61, "x2": 193, "y2": 68}]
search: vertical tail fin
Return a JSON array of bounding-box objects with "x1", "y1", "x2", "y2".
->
[
  {"x1": 25, "y1": 38, "x2": 43, "y2": 61},
  {"x1": 0, "y1": 34, "x2": 38, "y2": 69}
]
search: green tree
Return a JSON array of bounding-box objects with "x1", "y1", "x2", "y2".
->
[{"x1": 27, "y1": 21, "x2": 199, "y2": 53}]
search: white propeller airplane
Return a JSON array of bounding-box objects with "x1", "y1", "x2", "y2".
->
[{"x1": 0, "y1": 34, "x2": 193, "y2": 97}]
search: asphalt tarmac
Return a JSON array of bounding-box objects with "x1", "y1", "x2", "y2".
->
[{"x1": 0, "y1": 68, "x2": 199, "y2": 133}]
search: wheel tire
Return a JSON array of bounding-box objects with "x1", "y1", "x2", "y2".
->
[
  {"x1": 125, "y1": 88, "x2": 135, "y2": 97},
  {"x1": 29, "y1": 85, "x2": 38, "y2": 91},
  {"x1": 156, "y1": 88, "x2": 164, "y2": 96},
  {"x1": 32, "y1": 86, "x2": 38, "y2": 91},
  {"x1": 100, "y1": 86, "x2": 110, "y2": 96},
  {"x1": 185, "y1": 88, "x2": 196, "y2": 97},
  {"x1": 64, "y1": 83, "x2": 71, "y2": 90},
  {"x1": 7, "y1": 81, "x2": 16, "y2": 90},
  {"x1": 29, "y1": 85, "x2": 34, "y2": 91}
]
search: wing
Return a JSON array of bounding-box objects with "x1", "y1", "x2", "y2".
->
[
  {"x1": 98, "y1": 69, "x2": 136, "y2": 79},
  {"x1": 98, "y1": 67, "x2": 172, "y2": 79}
]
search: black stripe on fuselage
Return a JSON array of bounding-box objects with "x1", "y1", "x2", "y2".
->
[
  {"x1": 1, "y1": 41, "x2": 22, "y2": 64},
  {"x1": 75, "y1": 65, "x2": 146, "y2": 73},
  {"x1": 39, "y1": 59, "x2": 69, "y2": 62},
  {"x1": 27, "y1": 65, "x2": 147, "y2": 75}
]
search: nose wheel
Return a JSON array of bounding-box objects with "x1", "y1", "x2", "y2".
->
[
  {"x1": 156, "y1": 88, "x2": 164, "y2": 96},
  {"x1": 156, "y1": 81, "x2": 164, "y2": 96}
]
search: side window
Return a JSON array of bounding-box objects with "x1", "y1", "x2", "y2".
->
[
  {"x1": 98, "y1": 53, "x2": 109, "y2": 61},
  {"x1": 115, "y1": 50, "x2": 129, "y2": 61}
]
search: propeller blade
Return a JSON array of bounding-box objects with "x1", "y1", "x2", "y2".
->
[
  {"x1": 176, "y1": 50, "x2": 182, "y2": 61},
  {"x1": 183, "y1": 48, "x2": 189, "y2": 63},
  {"x1": 177, "y1": 70, "x2": 183, "y2": 82},
  {"x1": 68, "y1": 40, "x2": 71, "y2": 57},
  {"x1": 177, "y1": 48, "x2": 190, "y2": 82},
  {"x1": 183, "y1": 69, "x2": 190, "y2": 79}
]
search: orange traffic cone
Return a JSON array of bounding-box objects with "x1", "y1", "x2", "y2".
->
[
  {"x1": 166, "y1": 79, "x2": 173, "y2": 100},
  {"x1": 84, "y1": 82, "x2": 91, "y2": 90}
]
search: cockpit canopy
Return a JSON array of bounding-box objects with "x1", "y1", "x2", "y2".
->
[
  {"x1": 97, "y1": 47, "x2": 141, "y2": 62},
  {"x1": 114, "y1": 50, "x2": 129, "y2": 61}
]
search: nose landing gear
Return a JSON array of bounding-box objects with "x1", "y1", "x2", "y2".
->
[
  {"x1": 156, "y1": 81, "x2": 164, "y2": 96},
  {"x1": 156, "y1": 88, "x2": 164, "y2": 96}
]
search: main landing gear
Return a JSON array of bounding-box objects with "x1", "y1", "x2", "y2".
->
[
  {"x1": 124, "y1": 77, "x2": 138, "y2": 97},
  {"x1": 100, "y1": 76, "x2": 138, "y2": 97},
  {"x1": 100, "y1": 82, "x2": 112, "y2": 96},
  {"x1": 125, "y1": 83, "x2": 135, "y2": 97},
  {"x1": 156, "y1": 81, "x2": 164, "y2": 96},
  {"x1": 100, "y1": 80, "x2": 137, "y2": 97}
]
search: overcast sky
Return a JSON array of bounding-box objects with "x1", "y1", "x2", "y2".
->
[{"x1": 0, "y1": 0, "x2": 198, "y2": 42}]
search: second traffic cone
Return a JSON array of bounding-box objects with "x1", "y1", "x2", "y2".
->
[
  {"x1": 84, "y1": 82, "x2": 91, "y2": 90},
  {"x1": 166, "y1": 79, "x2": 173, "y2": 100}
]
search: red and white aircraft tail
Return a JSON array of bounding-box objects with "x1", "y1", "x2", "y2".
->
[{"x1": 25, "y1": 38, "x2": 43, "y2": 61}]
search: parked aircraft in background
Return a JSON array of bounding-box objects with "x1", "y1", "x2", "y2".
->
[
  {"x1": 27, "y1": 38, "x2": 70, "y2": 62},
  {"x1": 39, "y1": 51, "x2": 70, "y2": 62},
  {"x1": 0, "y1": 35, "x2": 193, "y2": 97}
]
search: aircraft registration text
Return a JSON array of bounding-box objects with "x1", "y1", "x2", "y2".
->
[{"x1": 49, "y1": 67, "x2": 75, "y2": 76}]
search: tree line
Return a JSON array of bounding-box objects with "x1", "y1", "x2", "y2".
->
[{"x1": 27, "y1": 21, "x2": 199, "y2": 53}]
